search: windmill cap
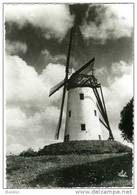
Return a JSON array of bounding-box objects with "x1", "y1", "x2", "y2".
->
[{"x1": 67, "y1": 74, "x2": 100, "y2": 90}]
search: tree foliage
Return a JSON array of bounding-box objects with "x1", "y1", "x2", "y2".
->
[{"x1": 119, "y1": 98, "x2": 134, "y2": 143}]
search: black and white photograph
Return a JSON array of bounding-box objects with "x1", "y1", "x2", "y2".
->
[{"x1": 2, "y1": 1, "x2": 134, "y2": 190}]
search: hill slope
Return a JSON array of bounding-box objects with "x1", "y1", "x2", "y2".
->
[{"x1": 6, "y1": 140, "x2": 132, "y2": 188}]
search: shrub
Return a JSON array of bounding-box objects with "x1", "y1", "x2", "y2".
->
[{"x1": 19, "y1": 148, "x2": 37, "y2": 157}]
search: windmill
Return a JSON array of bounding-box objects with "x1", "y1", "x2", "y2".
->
[{"x1": 49, "y1": 28, "x2": 114, "y2": 141}]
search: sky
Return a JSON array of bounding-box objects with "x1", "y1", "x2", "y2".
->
[{"x1": 4, "y1": 3, "x2": 133, "y2": 154}]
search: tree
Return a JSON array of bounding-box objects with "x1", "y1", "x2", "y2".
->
[{"x1": 119, "y1": 98, "x2": 134, "y2": 143}]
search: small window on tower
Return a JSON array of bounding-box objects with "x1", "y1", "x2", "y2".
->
[
  {"x1": 81, "y1": 124, "x2": 86, "y2": 131},
  {"x1": 94, "y1": 110, "x2": 97, "y2": 116},
  {"x1": 69, "y1": 110, "x2": 71, "y2": 117},
  {"x1": 80, "y1": 93, "x2": 84, "y2": 100}
]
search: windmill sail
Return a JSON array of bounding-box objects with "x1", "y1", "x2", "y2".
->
[
  {"x1": 55, "y1": 28, "x2": 73, "y2": 139},
  {"x1": 71, "y1": 57, "x2": 95, "y2": 77},
  {"x1": 79, "y1": 60, "x2": 95, "y2": 75},
  {"x1": 49, "y1": 79, "x2": 65, "y2": 97},
  {"x1": 92, "y1": 86, "x2": 114, "y2": 140},
  {"x1": 55, "y1": 84, "x2": 66, "y2": 139}
]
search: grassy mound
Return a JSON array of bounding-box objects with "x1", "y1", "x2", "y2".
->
[{"x1": 37, "y1": 140, "x2": 131, "y2": 156}]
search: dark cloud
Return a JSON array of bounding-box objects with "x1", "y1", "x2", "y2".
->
[
  {"x1": 69, "y1": 4, "x2": 89, "y2": 25},
  {"x1": 6, "y1": 24, "x2": 133, "y2": 83},
  {"x1": 86, "y1": 5, "x2": 101, "y2": 22}
]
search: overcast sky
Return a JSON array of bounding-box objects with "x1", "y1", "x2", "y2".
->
[{"x1": 4, "y1": 3, "x2": 133, "y2": 154}]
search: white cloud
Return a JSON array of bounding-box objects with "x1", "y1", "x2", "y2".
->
[
  {"x1": 40, "y1": 63, "x2": 65, "y2": 86},
  {"x1": 81, "y1": 4, "x2": 133, "y2": 43},
  {"x1": 6, "y1": 54, "x2": 48, "y2": 112},
  {"x1": 111, "y1": 61, "x2": 131, "y2": 77},
  {"x1": 5, "y1": 53, "x2": 66, "y2": 154},
  {"x1": 96, "y1": 60, "x2": 132, "y2": 85},
  {"x1": 6, "y1": 40, "x2": 27, "y2": 55},
  {"x1": 101, "y1": 61, "x2": 133, "y2": 142},
  {"x1": 4, "y1": 4, "x2": 74, "y2": 40},
  {"x1": 6, "y1": 107, "x2": 27, "y2": 132},
  {"x1": 5, "y1": 54, "x2": 65, "y2": 113},
  {"x1": 6, "y1": 105, "x2": 66, "y2": 154},
  {"x1": 6, "y1": 105, "x2": 62, "y2": 154},
  {"x1": 6, "y1": 144, "x2": 27, "y2": 155}
]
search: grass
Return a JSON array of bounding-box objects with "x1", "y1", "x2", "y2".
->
[
  {"x1": 6, "y1": 141, "x2": 133, "y2": 188},
  {"x1": 30, "y1": 153, "x2": 132, "y2": 187}
]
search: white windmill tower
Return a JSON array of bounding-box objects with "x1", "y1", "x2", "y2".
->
[{"x1": 49, "y1": 28, "x2": 114, "y2": 142}]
